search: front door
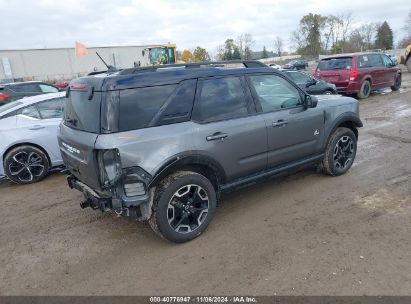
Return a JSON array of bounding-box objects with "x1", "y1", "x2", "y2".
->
[{"x1": 247, "y1": 74, "x2": 324, "y2": 168}]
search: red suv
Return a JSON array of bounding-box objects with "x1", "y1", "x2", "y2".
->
[{"x1": 314, "y1": 53, "x2": 401, "y2": 99}]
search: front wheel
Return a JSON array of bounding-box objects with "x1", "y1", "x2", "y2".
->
[
  {"x1": 149, "y1": 171, "x2": 217, "y2": 243},
  {"x1": 4, "y1": 145, "x2": 49, "y2": 184},
  {"x1": 391, "y1": 74, "x2": 401, "y2": 91},
  {"x1": 322, "y1": 127, "x2": 357, "y2": 176},
  {"x1": 357, "y1": 80, "x2": 371, "y2": 99}
]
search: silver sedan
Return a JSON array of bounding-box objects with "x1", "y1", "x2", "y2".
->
[{"x1": 0, "y1": 92, "x2": 65, "y2": 184}]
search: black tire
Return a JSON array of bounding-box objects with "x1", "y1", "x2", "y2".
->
[
  {"x1": 149, "y1": 171, "x2": 217, "y2": 243},
  {"x1": 4, "y1": 145, "x2": 49, "y2": 184},
  {"x1": 357, "y1": 80, "x2": 371, "y2": 99},
  {"x1": 322, "y1": 127, "x2": 357, "y2": 176},
  {"x1": 323, "y1": 89, "x2": 334, "y2": 95},
  {"x1": 391, "y1": 74, "x2": 401, "y2": 91}
]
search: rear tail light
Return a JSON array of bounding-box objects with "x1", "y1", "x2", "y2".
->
[
  {"x1": 0, "y1": 93, "x2": 10, "y2": 101},
  {"x1": 97, "y1": 149, "x2": 122, "y2": 187},
  {"x1": 349, "y1": 70, "x2": 358, "y2": 81},
  {"x1": 70, "y1": 83, "x2": 87, "y2": 90}
]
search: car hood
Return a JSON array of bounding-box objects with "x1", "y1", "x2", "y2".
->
[{"x1": 315, "y1": 95, "x2": 357, "y2": 108}]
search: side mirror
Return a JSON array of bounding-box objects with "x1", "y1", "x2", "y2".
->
[
  {"x1": 306, "y1": 79, "x2": 317, "y2": 88},
  {"x1": 305, "y1": 95, "x2": 318, "y2": 108}
]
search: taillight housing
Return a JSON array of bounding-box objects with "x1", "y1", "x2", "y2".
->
[
  {"x1": 0, "y1": 93, "x2": 10, "y2": 101},
  {"x1": 349, "y1": 70, "x2": 358, "y2": 81},
  {"x1": 97, "y1": 149, "x2": 122, "y2": 187},
  {"x1": 122, "y1": 167, "x2": 151, "y2": 197}
]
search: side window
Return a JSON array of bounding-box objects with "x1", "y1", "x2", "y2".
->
[
  {"x1": 249, "y1": 74, "x2": 302, "y2": 112},
  {"x1": 37, "y1": 98, "x2": 64, "y2": 119},
  {"x1": 39, "y1": 84, "x2": 59, "y2": 93},
  {"x1": 154, "y1": 79, "x2": 196, "y2": 126},
  {"x1": 197, "y1": 77, "x2": 248, "y2": 122},
  {"x1": 381, "y1": 55, "x2": 393, "y2": 67},
  {"x1": 286, "y1": 72, "x2": 310, "y2": 84},
  {"x1": 18, "y1": 105, "x2": 41, "y2": 119},
  {"x1": 12, "y1": 84, "x2": 41, "y2": 93},
  {"x1": 369, "y1": 54, "x2": 384, "y2": 68},
  {"x1": 119, "y1": 84, "x2": 177, "y2": 131}
]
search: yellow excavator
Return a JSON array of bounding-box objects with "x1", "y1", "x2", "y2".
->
[{"x1": 400, "y1": 44, "x2": 411, "y2": 72}]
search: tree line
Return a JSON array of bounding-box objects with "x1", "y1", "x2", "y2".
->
[{"x1": 178, "y1": 11, "x2": 411, "y2": 62}]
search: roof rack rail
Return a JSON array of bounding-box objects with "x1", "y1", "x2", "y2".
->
[{"x1": 118, "y1": 60, "x2": 267, "y2": 75}]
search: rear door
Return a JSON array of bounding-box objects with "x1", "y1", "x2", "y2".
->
[
  {"x1": 58, "y1": 82, "x2": 102, "y2": 189},
  {"x1": 247, "y1": 73, "x2": 324, "y2": 168},
  {"x1": 381, "y1": 54, "x2": 398, "y2": 86},
  {"x1": 315, "y1": 57, "x2": 353, "y2": 90},
  {"x1": 192, "y1": 76, "x2": 267, "y2": 181}
]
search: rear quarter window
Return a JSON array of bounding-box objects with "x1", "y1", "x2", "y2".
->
[{"x1": 119, "y1": 84, "x2": 177, "y2": 131}]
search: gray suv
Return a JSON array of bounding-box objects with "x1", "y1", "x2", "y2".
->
[{"x1": 58, "y1": 60, "x2": 362, "y2": 243}]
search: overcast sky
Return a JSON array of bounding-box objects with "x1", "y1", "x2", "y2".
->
[{"x1": 0, "y1": 0, "x2": 408, "y2": 54}]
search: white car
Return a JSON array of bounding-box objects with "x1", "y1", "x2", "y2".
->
[
  {"x1": 268, "y1": 63, "x2": 281, "y2": 70},
  {"x1": 0, "y1": 92, "x2": 65, "y2": 184}
]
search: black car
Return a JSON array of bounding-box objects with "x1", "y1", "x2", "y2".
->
[
  {"x1": 283, "y1": 59, "x2": 308, "y2": 70},
  {"x1": 0, "y1": 81, "x2": 60, "y2": 106},
  {"x1": 283, "y1": 70, "x2": 337, "y2": 95}
]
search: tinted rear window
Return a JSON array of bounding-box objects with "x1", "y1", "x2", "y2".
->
[
  {"x1": 119, "y1": 85, "x2": 177, "y2": 131},
  {"x1": 317, "y1": 57, "x2": 352, "y2": 71},
  {"x1": 63, "y1": 90, "x2": 101, "y2": 133}
]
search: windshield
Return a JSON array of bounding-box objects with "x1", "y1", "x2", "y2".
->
[
  {"x1": 0, "y1": 101, "x2": 23, "y2": 115},
  {"x1": 317, "y1": 57, "x2": 352, "y2": 71},
  {"x1": 149, "y1": 47, "x2": 175, "y2": 65}
]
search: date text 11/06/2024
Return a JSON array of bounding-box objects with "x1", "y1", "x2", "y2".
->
[{"x1": 149, "y1": 296, "x2": 257, "y2": 303}]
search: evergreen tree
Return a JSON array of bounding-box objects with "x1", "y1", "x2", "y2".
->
[
  {"x1": 262, "y1": 46, "x2": 268, "y2": 58},
  {"x1": 232, "y1": 47, "x2": 241, "y2": 59},
  {"x1": 375, "y1": 21, "x2": 394, "y2": 49}
]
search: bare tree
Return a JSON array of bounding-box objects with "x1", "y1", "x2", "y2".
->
[
  {"x1": 358, "y1": 23, "x2": 377, "y2": 50},
  {"x1": 215, "y1": 44, "x2": 225, "y2": 61},
  {"x1": 339, "y1": 12, "x2": 353, "y2": 52},
  {"x1": 236, "y1": 33, "x2": 255, "y2": 60},
  {"x1": 274, "y1": 36, "x2": 283, "y2": 57}
]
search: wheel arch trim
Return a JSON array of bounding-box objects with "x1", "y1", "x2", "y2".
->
[{"x1": 148, "y1": 153, "x2": 227, "y2": 189}]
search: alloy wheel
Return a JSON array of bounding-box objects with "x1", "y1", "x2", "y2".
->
[
  {"x1": 8, "y1": 151, "x2": 45, "y2": 183},
  {"x1": 167, "y1": 184, "x2": 209, "y2": 234},
  {"x1": 333, "y1": 136, "x2": 354, "y2": 170}
]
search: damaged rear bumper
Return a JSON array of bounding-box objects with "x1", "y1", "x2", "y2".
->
[{"x1": 67, "y1": 175, "x2": 154, "y2": 220}]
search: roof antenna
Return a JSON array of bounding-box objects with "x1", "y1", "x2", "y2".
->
[{"x1": 95, "y1": 52, "x2": 117, "y2": 72}]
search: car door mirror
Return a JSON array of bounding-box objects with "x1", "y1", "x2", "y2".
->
[
  {"x1": 306, "y1": 79, "x2": 317, "y2": 88},
  {"x1": 305, "y1": 95, "x2": 318, "y2": 108}
]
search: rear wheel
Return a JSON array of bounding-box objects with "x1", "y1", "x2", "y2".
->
[
  {"x1": 391, "y1": 74, "x2": 401, "y2": 91},
  {"x1": 322, "y1": 127, "x2": 357, "y2": 176},
  {"x1": 4, "y1": 145, "x2": 49, "y2": 184},
  {"x1": 149, "y1": 171, "x2": 217, "y2": 243},
  {"x1": 324, "y1": 89, "x2": 334, "y2": 95},
  {"x1": 357, "y1": 80, "x2": 371, "y2": 99}
]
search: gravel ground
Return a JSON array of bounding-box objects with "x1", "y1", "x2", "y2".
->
[{"x1": 0, "y1": 71, "x2": 410, "y2": 296}]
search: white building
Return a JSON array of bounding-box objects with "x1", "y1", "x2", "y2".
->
[{"x1": 0, "y1": 44, "x2": 177, "y2": 83}]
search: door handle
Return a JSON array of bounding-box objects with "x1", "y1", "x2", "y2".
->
[
  {"x1": 272, "y1": 120, "x2": 288, "y2": 127},
  {"x1": 206, "y1": 132, "x2": 228, "y2": 141},
  {"x1": 29, "y1": 125, "x2": 45, "y2": 130}
]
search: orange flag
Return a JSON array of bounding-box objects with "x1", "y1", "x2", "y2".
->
[{"x1": 75, "y1": 41, "x2": 88, "y2": 57}]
